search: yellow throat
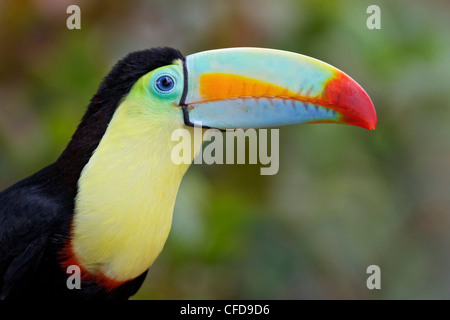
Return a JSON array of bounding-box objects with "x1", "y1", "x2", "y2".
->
[{"x1": 71, "y1": 74, "x2": 200, "y2": 282}]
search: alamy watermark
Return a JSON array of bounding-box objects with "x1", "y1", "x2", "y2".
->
[
  {"x1": 65, "y1": 263, "x2": 382, "y2": 290},
  {"x1": 66, "y1": 264, "x2": 81, "y2": 289},
  {"x1": 367, "y1": 5, "x2": 381, "y2": 30},
  {"x1": 66, "y1": 4, "x2": 380, "y2": 32},
  {"x1": 170, "y1": 123, "x2": 280, "y2": 176},
  {"x1": 66, "y1": 5, "x2": 81, "y2": 30},
  {"x1": 366, "y1": 265, "x2": 381, "y2": 290}
]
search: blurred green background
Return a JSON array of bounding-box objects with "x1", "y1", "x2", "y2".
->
[{"x1": 1, "y1": 0, "x2": 449, "y2": 299}]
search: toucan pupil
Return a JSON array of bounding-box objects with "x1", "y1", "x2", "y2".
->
[{"x1": 156, "y1": 75, "x2": 175, "y2": 92}]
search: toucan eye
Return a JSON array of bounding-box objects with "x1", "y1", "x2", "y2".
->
[{"x1": 155, "y1": 75, "x2": 175, "y2": 93}]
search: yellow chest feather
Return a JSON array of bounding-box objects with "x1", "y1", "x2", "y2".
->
[{"x1": 71, "y1": 100, "x2": 196, "y2": 282}]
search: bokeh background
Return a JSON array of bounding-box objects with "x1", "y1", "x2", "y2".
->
[{"x1": 1, "y1": 0, "x2": 449, "y2": 299}]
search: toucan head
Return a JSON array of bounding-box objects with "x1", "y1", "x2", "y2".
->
[
  {"x1": 111, "y1": 47, "x2": 376, "y2": 131},
  {"x1": 65, "y1": 46, "x2": 376, "y2": 167},
  {"x1": 93, "y1": 48, "x2": 377, "y2": 130},
  {"x1": 63, "y1": 46, "x2": 376, "y2": 173}
]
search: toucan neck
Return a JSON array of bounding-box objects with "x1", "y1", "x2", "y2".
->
[
  {"x1": 56, "y1": 104, "x2": 114, "y2": 197},
  {"x1": 65, "y1": 99, "x2": 198, "y2": 285}
]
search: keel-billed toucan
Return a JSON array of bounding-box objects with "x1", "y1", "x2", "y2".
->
[{"x1": 0, "y1": 47, "x2": 376, "y2": 300}]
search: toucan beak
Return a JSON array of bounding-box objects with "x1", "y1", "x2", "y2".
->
[{"x1": 180, "y1": 47, "x2": 376, "y2": 130}]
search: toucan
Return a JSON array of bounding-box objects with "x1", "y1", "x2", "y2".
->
[{"x1": 0, "y1": 47, "x2": 376, "y2": 300}]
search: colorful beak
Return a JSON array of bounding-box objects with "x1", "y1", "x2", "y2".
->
[{"x1": 180, "y1": 48, "x2": 376, "y2": 130}]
